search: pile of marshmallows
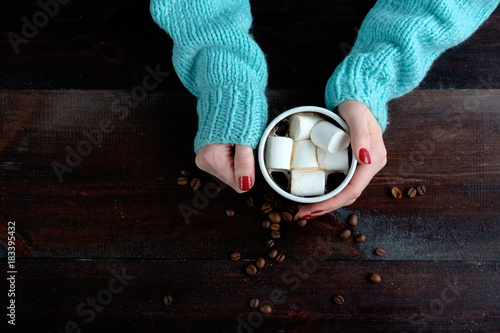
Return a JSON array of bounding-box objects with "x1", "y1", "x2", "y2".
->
[{"x1": 265, "y1": 113, "x2": 351, "y2": 197}]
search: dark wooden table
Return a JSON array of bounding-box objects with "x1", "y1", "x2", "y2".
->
[{"x1": 1, "y1": 1, "x2": 499, "y2": 332}]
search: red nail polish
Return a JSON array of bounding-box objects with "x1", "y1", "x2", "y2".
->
[
  {"x1": 239, "y1": 176, "x2": 252, "y2": 191},
  {"x1": 301, "y1": 214, "x2": 315, "y2": 220},
  {"x1": 311, "y1": 210, "x2": 324, "y2": 215},
  {"x1": 359, "y1": 148, "x2": 372, "y2": 164}
]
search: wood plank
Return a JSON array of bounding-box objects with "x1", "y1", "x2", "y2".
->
[
  {"x1": 0, "y1": 89, "x2": 499, "y2": 260},
  {"x1": 0, "y1": 1, "x2": 498, "y2": 90},
  {"x1": 1, "y1": 259, "x2": 498, "y2": 332}
]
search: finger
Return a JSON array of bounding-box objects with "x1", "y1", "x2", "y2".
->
[
  {"x1": 339, "y1": 102, "x2": 372, "y2": 165},
  {"x1": 196, "y1": 144, "x2": 238, "y2": 190},
  {"x1": 233, "y1": 144, "x2": 255, "y2": 192}
]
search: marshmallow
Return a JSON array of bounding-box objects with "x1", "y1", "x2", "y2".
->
[
  {"x1": 310, "y1": 121, "x2": 350, "y2": 154},
  {"x1": 265, "y1": 136, "x2": 293, "y2": 169},
  {"x1": 291, "y1": 140, "x2": 318, "y2": 169},
  {"x1": 288, "y1": 113, "x2": 323, "y2": 141},
  {"x1": 317, "y1": 147, "x2": 350, "y2": 172},
  {"x1": 291, "y1": 170, "x2": 325, "y2": 196}
]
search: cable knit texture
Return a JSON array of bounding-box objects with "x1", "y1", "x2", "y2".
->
[
  {"x1": 325, "y1": 0, "x2": 499, "y2": 132},
  {"x1": 150, "y1": 0, "x2": 268, "y2": 152}
]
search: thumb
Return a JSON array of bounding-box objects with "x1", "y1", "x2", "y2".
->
[
  {"x1": 339, "y1": 101, "x2": 372, "y2": 165},
  {"x1": 233, "y1": 144, "x2": 255, "y2": 192}
]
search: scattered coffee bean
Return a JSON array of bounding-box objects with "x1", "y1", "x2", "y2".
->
[
  {"x1": 164, "y1": 294, "x2": 172, "y2": 305},
  {"x1": 256, "y1": 258, "x2": 266, "y2": 269},
  {"x1": 407, "y1": 187, "x2": 417, "y2": 198},
  {"x1": 226, "y1": 209, "x2": 235, "y2": 217},
  {"x1": 356, "y1": 234, "x2": 366, "y2": 243},
  {"x1": 190, "y1": 177, "x2": 202, "y2": 190},
  {"x1": 246, "y1": 196, "x2": 254, "y2": 207},
  {"x1": 262, "y1": 220, "x2": 271, "y2": 229},
  {"x1": 340, "y1": 229, "x2": 351, "y2": 239},
  {"x1": 275, "y1": 253, "x2": 285, "y2": 263},
  {"x1": 348, "y1": 214, "x2": 358, "y2": 227},
  {"x1": 375, "y1": 248, "x2": 387, "y2": 257},
  {"x1": 250, "y1": 298, "x2": 259, "y2": 308},
  {"x1": 271, "y1": 230, "x2": 281, "y2": 239},
  {"x1": 261, "y1": 203, "x2": 273, "y2": 214},
  {"x1": 281, "y1": 211, "x2": 293, "y2": 223},
  {"x1": 391, "y1": 187, "x2": 402, "y2": 199},
  {"x1": 260, "y1": 304, "x2": 272, "y2": 314},
  {"x1": 333, "y1": 295, "x2": 344, "y2": 305},
  {"x1": 268, "y1": 249, "x2": 278, "y2": 259},
  {"x1": 177, "y1": 177, "x2": 188, "y2": 185},
  {"x1": 287, "y1": 205, "x2": 298, "y2": 215},
  {"x1": 270, "y1": 223, "x2": 280, "y2": 231},
  {"x1": 230, "y1": 252, "x2": 241, "y2": 261},
  {"x1": 268, "y1": 211, "x2": 281, "y2": 224},
  {"x1": 297, "y1": 219, "x2": 307, "y2": 227},
  {"x1": 370, "y1": 273, "x2": 382, "y2": 284},
  {"x1": 264, "y1": 192, "x2": 276, "y2": 202},
  {"x1": 273, "y1": 198, "x2": 285, "y2": 210},
  {"x1": 246, "y1": 265, "x2": 258, "y2": 276},
  {"x1": 180, "y1": 169, "x2": 190, "y2": 176},
  {"x1": 417, "y1": 185, "x2": 427, "y2": 195},
  {"x1": 265, "y1": 239, "x2": 275, "y2": 248}
]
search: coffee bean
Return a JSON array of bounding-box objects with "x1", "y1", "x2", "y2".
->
[
  {"x1": 226, "y1": 209, "x2": 235, "y2": 217},
  {"x1": 250, "y1": 298, "x2": 259, "y2": 308},
  {"x1": 348, "y1": 214, "x2": 358, "y2": 227},
  {"x1": 287, "y1": 205, "x2": 298, "y2": 215},
  {"x1": 273, "y1": 198, "x2": 285, "y2": 210},
  {"x1": 256, "y1": 258, "x2": 266, "y2": 269},
  {"x1": 180, "y1": 169, "x2": 190, "y2": 176},
  {"x1": 417, "y1": 185, "x2": 427, "y2": 195},
  {"x1": 375, "y1": 248, "x2": 387, "y2": 257},
  {"x1": 297, "y1": 219, "x2": 307, "y2": 227},
  {"x1": 230, "y1": 252, "x2": 241, "y2": 261},
  {"x1": 268, "y1": 211, "x2": 281, "y2": 224},
  {"x1": 177, "y1": 177, "x2": 188, "y2": 185},
  {"x1": 407, "y1": 187, "x2": 417, "y2": 198},
  {"x1": 246, "y1": 196, "x2": 254, "y2": 207},
  {"x1": 190, "y1": 177, "x2": 202, "y2": 190},
  {"x1": 340, "y1": 229, "x2": 351, "y2": 239},
  {"x1": 268, "y1": 249, "x2": 278, "y2": 259},
  {"x1": 391, "y1": 187, "x2": 402, "y2": 199},
  {"x1": 261, "y1": 203, "x2": 273, "y2": 214},
  {"x1": 260, "y1": 304, "x2": 272, "y2": 314},
  {"x1": 265, "y1": 239, "x2": 275, "y2": 248},
  {"x1": 281, "y1": 211, "x2": 293, "y2": 223},
  {"x1": 275, "y1": 253, "x2": 285, "y2": 262},
  {"x1": 164, "y1": 294, "x2": 172, "y2": 305},
  {"x1": 270, "y1": 223, "x2": 280, "y2": 231},
  {"x1": 246, "y1": 265, "x2": 257, "y2": 275},
  {"x1": 262, "y1": 220, "x2": 271, "y2": 229},
  {"x1": 271, "y1": 230, "x2": 281, "y2": 239},
  {"x1": 370, "y1": 273, "x2": 382, "y2": 284},
  {"x1": 333, "y1": 295, "x2": 344, "y2": 305},
  {"x1": 356, "y1": 234, "x2": 366, "y2": 243},
  {"x1": 264, "y1": 191, "x2": 276, "y2": 202}
]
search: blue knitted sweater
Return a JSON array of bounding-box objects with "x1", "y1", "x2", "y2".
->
[{"x1": 150, "y1": 0, "x2": 498, "y2": 152}]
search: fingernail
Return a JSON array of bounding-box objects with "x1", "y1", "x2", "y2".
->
[
  {"x1": 311, "y1": 210, "x2": 324, "y2": 215},
  {"x1": 239, "y1": 176, "x2": 252, "y2": 191},
  {"x1": 359, "y1": 148, "x2": 372, "y2": 164},
  {"x1": 301, "y1": 214, "x2": 316, "y2": 220}
]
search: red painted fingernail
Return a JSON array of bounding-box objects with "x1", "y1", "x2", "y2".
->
[
  {"x1": 239, "y1": 176, "x2": 252, "y2": 191},
  {"x1": 311, "y1": 210, "x2": 324, "y2": 215},
  {"x1": 301, "y1": 214, "x2": 316, "y2": 220},
  {"x1": 359, "y1": 148, "x2": 372, "y2": 164}
]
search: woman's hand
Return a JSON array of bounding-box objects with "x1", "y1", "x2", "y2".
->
[
  {"x1": 195, "y1": 143, "x2": 255, "y2": 193},
  {"x1": 296, "y1": 100, "x2": 387, "y2": 219}
]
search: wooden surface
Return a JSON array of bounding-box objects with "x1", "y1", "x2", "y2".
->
[{"x1": 1, "y1": 1, "x2": 500, "y2": 332}]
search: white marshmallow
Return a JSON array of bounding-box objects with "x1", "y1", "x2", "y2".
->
[
  {"x1": 317, "y1": 147, "x2": 350, "y2": 172},
  {"x1": 310, "y1": 121, "x2": 350, "y2": 154},
  {"x1": 288, "y1": 113, "x2": 323, "y2": 141},
  {"x1": 291, "y1": 140, "x2": 318, "y2": 169},
  {"x1": 291, "y1": 170, "x2": 325, "y2": 196},
  {"x1": 265, "y1": 136, "x2": 293, "y2": 170}
]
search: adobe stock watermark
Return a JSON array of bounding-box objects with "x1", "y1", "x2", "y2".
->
[
  {"x1": 56, "y1": 268, "x2": 135, "y2": 333},
  {"x1": 51, "y1": 64, "x2": 169, "y2": 182},
  {"x1": 236, "y1": 235, "x2": 336, "y2": 332},
  {"x1": 8, "y1": 0, "x2": 70, "y2": 54}
]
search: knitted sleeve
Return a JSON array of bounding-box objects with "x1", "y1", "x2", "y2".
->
[
  {"x1": 325, "y1": 0, "x2": 499, "y2": 132},
  {"x1": 150, "y1": 0, "x2": 268, "y2": 152}
]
